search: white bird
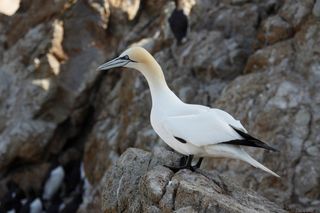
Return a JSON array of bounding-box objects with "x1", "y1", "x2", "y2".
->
[
  {"x1": 30, "y1": 198, "x2": 43, "y2": 213},
  {"x1": 97, "y1": 47, "x2": 280, "y2": 177},
  {"x1": 43, "y1": 166, "x2": 65, "y2": 200}
]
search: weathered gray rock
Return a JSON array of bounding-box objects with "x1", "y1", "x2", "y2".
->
[
  {"x1": 279, "y1": 0, "x2": 314, "y2": 30},
  {"x1": 178, "y1": 31, "x2": 249, "y2": 79},
  {"x1": 244, "y1": 39, "x2": 294, "y2": 74},
  {"x1": 0, "y1": 0, "x2": 319, "y2": 212},
  {"x1": 257, "y1": 15, "x2": 293, "y2": 45},
  {"x1": 102, "y1": 148, "x2": 286, "y2": 213},
  {"x1": 314, "y1": 0, "x2": 320, "y2": 18}
]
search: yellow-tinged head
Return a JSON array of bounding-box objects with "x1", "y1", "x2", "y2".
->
[
  {"x1": 97, "y1": 46, "x2": 155, "y2": 71},
  {"x1": 97, "y1": 46, "x2": 166, "y2": 90}
]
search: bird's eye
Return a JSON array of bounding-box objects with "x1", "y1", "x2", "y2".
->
[{"x1": 120, "y1": 55, "x2": 129, "y2": 60}]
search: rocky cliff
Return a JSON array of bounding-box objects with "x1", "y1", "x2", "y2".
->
[{"x1": 0, "y1": 0, "x2": 319, "y2": 212}]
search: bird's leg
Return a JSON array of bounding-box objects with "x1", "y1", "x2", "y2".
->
[
  {"x1": 195, "y1": 157, "x2": 203, "y2": 168},
  {"x1": 177, "y1": 156, "x2": 203, "y2": 171},
  {"x1": 164, "y1": 155, "x2": 194, "y2": 172},
  {"x1": 179, "y1": 155, "x2": 188, "y2": 166},
  {"x1": 184, "y1": 155, "x2": 194, "y2": 168}
]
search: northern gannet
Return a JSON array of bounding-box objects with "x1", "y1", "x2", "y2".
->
[{"x1": 97, "y1": 47, "x2": 280, "y2": 177}]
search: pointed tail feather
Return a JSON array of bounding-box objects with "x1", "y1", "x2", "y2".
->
[
  {"x1": 239, "y1": 150, "x2": 280, "y2": 178},
  {"x1": 206, "y1": 144, "x2": 280, "y2": 177}
]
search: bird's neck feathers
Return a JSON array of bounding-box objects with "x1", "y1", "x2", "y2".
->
[
  {"x1": 134, "y1": 53, "x2": 167, "y2": 89},
  {"x1": 132, "y1": 53, "x2": 179, "y2": 107}
]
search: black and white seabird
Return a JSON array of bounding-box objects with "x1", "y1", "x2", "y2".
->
[{"x1": 97, "y1": 47, "x2": 280, "y2": 177}]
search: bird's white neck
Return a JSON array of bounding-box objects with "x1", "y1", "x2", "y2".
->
[{"x1": 133, "y1": 60, "x2": 181, "y2": 108}]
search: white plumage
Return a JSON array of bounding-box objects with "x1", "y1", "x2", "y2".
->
[
  {"x1": 162, "y1": 109, "x2": 245, "y2": 148},
  {"x1": 97, "y1": 46, "x2": 279, "y2": 177},
  {"x1": 30, "y1": 198, "x2": 42, "y2": 213},
  {"x1": 43, "y1": 166, "x2": 65, "y2": 200}
]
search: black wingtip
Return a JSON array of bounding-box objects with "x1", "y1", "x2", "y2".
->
[
  {"x1": 229, "y1": 125, "x2": 279, "y2": 152},
  {"x1": 269, "y1": 146, "x2": 279, "y2": 152},
  {"x1": 268, "y1": 143, "x2": 279, "y2": 152},
  {"x1": 255, "y1": 140, "x2": 279, "y2": 152}
]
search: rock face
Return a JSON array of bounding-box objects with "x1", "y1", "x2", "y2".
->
[
  {"x1": 102, "y1": 148, "x2": 286, "y2": 213},
  {"x1": 0, "y1": 0, "x2": 319, "y2": 212}
]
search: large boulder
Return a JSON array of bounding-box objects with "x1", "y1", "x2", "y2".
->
[{"x1": 102, "y1": 148, "x2": 286, "y2": 213}]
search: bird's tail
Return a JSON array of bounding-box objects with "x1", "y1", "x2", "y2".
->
[
  {"x1": 206, "y1": 144, "x2": 280, "y2": 177},
  {"x1": 238, "y1": 149, "x2": 280, "y2": 178}
]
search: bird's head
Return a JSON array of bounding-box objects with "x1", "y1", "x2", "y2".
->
[{"x1": 97, "y1": 46, "x2": 154, "y2": 71}]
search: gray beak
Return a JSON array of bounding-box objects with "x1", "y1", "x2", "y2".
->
[{"x1": 97, "y1": 57, "x2": 130, "y2": 71}]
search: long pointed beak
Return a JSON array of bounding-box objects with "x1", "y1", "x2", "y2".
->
[{"x1": 97, "y1": 57, "x2": 129, "y2": 71}]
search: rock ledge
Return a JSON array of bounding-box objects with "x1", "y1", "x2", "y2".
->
[{"x1": 102, "y1": 148, "x2": 286, "y2": 213}]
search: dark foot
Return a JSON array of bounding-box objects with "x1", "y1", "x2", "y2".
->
[
  {"x1": 164, "y1": 155, "x2": 197, "y2": 172},
  {"x1": 164, "y1": 164, "x2": 195, "y2": 173},
  {"x1": 164, "y1": 164, "x2": 199, "y2": 172},
  {"x1": 180, "y1": 155, "x2": 188, "y2": 166}
]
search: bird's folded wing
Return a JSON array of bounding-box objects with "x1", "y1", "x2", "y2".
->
[
  {"x1": 162, "y1": 109, "x2": 245, "y2": 147},
  {"x1": 212, "y1": 108, "x2": 247, "y2": 133}
]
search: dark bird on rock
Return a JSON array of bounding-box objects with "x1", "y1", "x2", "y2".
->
[{"x1": 168, "y1": 3, "x2": 188, "y2": 45}]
